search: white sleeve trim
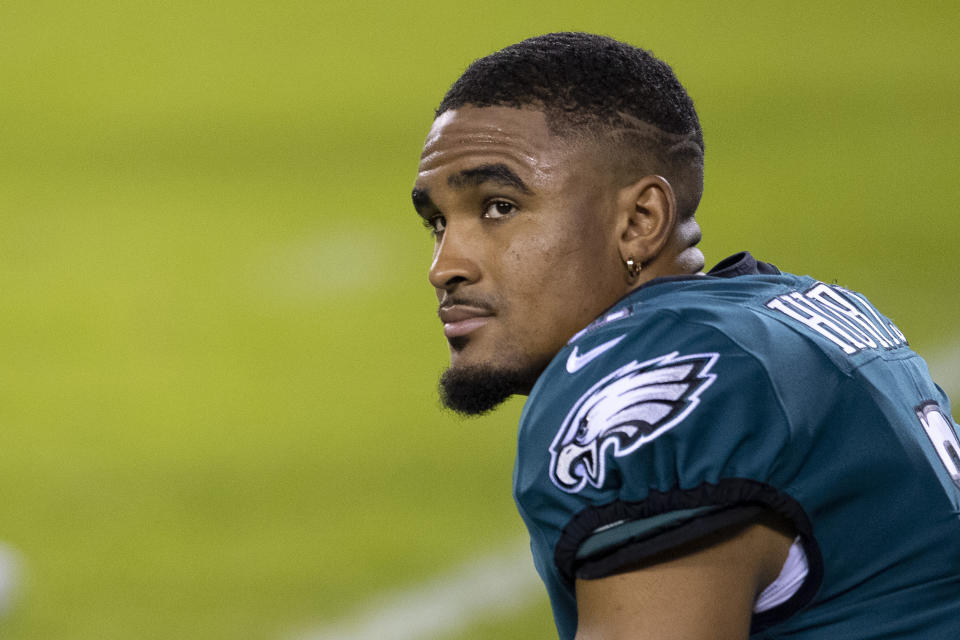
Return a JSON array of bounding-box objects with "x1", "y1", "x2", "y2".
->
[{"x1": 753, "y1": 536, "x2": 808, "y2": 613}]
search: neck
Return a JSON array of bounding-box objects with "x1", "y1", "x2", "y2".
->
[
  {"x1": 675, "y1": 245, "x2": 705, "y2": 274},
  {"x1": 627, "y1": 217, "x2": 705, "y2": 288}
]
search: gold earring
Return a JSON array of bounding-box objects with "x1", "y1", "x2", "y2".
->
[{"x1": 625, "y1": 257, "x2": 642, "y2": 279}]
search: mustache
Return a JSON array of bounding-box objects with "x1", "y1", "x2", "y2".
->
[{"x1": 437, "y1": 295, "x2": 497, "y2": 316}]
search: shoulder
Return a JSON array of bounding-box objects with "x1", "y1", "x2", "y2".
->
[
  {"x1": 517, "y1": 283, "x2": 842, "y2": 508},
  {"x1": 514, "y1": 273, "x2": 960, "y2": 637},
  {"x1": 513, "y1": 298, "x2": 828, "y2": 630}
]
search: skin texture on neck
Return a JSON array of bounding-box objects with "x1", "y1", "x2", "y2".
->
[{"x1": 641, "y1": 215, "x2": 706, "y2": 282}]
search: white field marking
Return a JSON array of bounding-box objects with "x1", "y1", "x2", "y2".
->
[
  {"x1": 288, "y1": 340, "x2": 960, "y2": 640},
  {"x1": 0, "y1": 543, "x2": 23, "y2": 618},
  {"x1": 285, "y1": 541, "x2": 542, "y2": 640},
  {"x1": 253, "y1": 228, "x2": 394, "y2": 305}
]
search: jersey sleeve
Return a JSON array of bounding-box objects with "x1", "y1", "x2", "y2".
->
[{"x1": 513, "y1": 309, "x2": 827, "y2": 629}]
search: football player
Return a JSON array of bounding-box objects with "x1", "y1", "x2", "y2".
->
[{"x1": 412, "y1": 32, "x2": 960, "y2": 639}]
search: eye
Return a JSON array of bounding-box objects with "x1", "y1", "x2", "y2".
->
[
  {"x1": 575, "y1": 416, "x2": 590, "y2": 440},
  {"x1": 422, "y1": 215, "x2": 446, "y2": 237},
  {"x1": 483, "y1": 200, "x2": 516, "y2": 220}
]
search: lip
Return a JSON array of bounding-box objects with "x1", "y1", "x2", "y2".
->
[{"x1": 439, "y1": 305, "x2": 494, "y2": 338}]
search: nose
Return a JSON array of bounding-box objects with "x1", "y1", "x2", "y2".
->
[{"x1": 428, "y1": 228, "x2": 481, "y2": 292}]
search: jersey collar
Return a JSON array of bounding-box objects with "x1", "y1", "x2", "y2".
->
[{"x1": 567, "y1": 252, "x2": 780, "y2": 344}]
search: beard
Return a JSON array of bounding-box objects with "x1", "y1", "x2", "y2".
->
[{"x1": 439, "y1": 361, "x2": 544, "y2": 416}]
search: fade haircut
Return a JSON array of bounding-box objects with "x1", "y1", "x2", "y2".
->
[{"x1": 436, "y1": 32, "x2": 704, "y2": 218}]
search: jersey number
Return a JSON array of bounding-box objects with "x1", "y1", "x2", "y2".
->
[{"x1": 916, "y1": 402, "x2": 960, "y2": 490}]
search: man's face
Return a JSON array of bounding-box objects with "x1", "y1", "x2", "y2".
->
[{"x1": 413, "y1": 106, "x2": 628, "y2": 411}]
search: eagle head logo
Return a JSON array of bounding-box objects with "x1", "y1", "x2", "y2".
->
[{"x1": 549, "y1": 351, "x2": 718, "y2": 493}]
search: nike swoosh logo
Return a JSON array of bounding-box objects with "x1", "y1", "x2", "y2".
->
[{"x1": 566, "y1": 335, "x2": 626, "y2": 374}]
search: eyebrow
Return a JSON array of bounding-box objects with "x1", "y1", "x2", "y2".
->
[{"x1": 447, "y1": 163, "x2": 533, "y2": 195}]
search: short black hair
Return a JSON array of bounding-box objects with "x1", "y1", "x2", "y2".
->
[{"x1": 436, "y1": 32, "x2": 704, "y2": 218}]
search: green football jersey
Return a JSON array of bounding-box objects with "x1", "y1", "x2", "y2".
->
[{"x1": 513, "y1": 253, "x2": 960, "y2": 639}]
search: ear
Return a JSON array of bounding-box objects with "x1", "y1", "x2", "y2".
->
[{"x1": 615, "y1": 174, "x2": 678, "y2": 267}]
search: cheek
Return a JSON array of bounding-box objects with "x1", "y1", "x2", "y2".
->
[
  {"x1": 498, "y1": 230, "x2": 563, "y2": 297},
  {"x1": 499, "y1": 220, "x2": 618, "y2": 319}
]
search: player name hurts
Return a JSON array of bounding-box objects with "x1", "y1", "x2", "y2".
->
[{"x1": 766, "y1": 283, "x2": 907, "y2": 355}]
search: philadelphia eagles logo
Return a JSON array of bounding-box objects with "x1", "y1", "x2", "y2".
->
[{"x1": 549, "y1": 351, "x2": 719, "y2": 493}]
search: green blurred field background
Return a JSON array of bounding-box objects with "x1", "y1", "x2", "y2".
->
[{"x1": 1, "y1": 1, "x2": 958, "y2": 638}]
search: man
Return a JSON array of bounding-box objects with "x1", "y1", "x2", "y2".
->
[{"x1": 412, "y1": 32, "x2": 960, "y2": 639}]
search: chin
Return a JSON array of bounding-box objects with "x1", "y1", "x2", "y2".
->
[{"x1": 439, "y1": 358, "x2": 543, "y2": 416}]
